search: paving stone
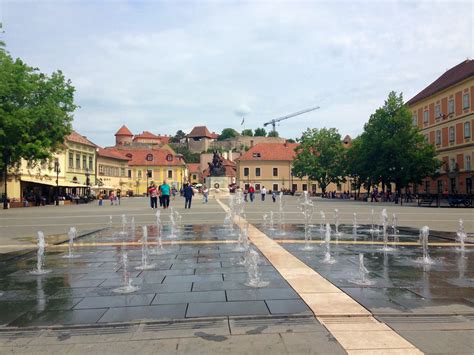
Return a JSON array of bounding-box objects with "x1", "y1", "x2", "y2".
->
[
  {"x1": 223, "y1": 272, "x2": 284, "y2": 282},
  {"x1": 186, "y1": 301, "x2": 269, "y2": 317},
  {"x1": 226, "y1": 288, "x2": 299, "y2": 301},
  {"x1": 164, "y1": 274, "x2": 223, "y2": 283},
  {"x1": 74, "y1": 294, "x2": 155, "y2": 309},
  {"x1": 0, "y1": 301, "x2": 35, "y2": 326},
  {"x1": 266, "y1": 299, "x2": 312, "y2": 315},
  {"x1": 152, "y1": 291, "x2": 226, "y2": 304},
  {"x1": 192, "y1": 279, "x2": 289, "y2": 292},
  {"x1": 99, "y1": 277, "x2": 145, "y2": 287},
  {"x1": 98, "y1": 304, "x2": 187, "y2": 323},
  {"x1": 171, "y1": 262, "x2": 221, "y2": 270},
  {"x1": 10, "y1": 308, "x2": 108, "y2": 327}
]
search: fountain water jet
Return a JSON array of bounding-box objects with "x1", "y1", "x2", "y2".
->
[
  {"x1": 300, "y1": 191, "x2": 314, "y2": 250},
  {"x1": 457, "y1": 219, "x2": 467, "y2": 252},
  {"x1": 319, "y1": 211, "x2": 326, "y2": 232},
  {"x1": 136, "y1": 225, "x2": 156, "y2": 270},
  {"x1": 415, "y1": 226, "x2": 435, "y2": 265},
  {"x1": 30, "y1": 232, "x2": 51, "y2": 275},
  {"x1": 113, "y1": 250, "x2": 140, "y2": 293},
  {"x1": 380, "y1": 209, "x2": 395, "y2": 252},
  {"x1": 244, "y1": 249, "x2": 269, "y2": 287},
  {"x1": 63, "y1": 227, "x2": 80, "y2": 258},
  {"x1": 321, "y1": 224, "x2": 336, "y2": 264},
  {"x1": 333, "y1": 209, "x2": 341, "y2": 237},
  {"x1": 350, "y1": 254, "x2": 374, "y2": 285}
]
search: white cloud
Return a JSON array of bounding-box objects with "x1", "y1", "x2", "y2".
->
[{"x1": 2, "y1": 0, "x2": 473, "y2": 145}]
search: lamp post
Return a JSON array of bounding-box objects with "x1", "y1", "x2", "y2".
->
[
  {"x1": 54, "y1": 158, "x2": 60, "y2": 206},
  {"x1": 85, "y1": 168, "x2": 90, "y2": 198}
]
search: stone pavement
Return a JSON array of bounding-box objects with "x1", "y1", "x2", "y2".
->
[{"x1": 0, "y1": 196, "x2": 473, "y2": 354}]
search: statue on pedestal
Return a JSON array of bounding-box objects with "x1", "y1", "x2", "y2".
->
[{"x1": 208, "y1": 151, "x2": 226, "y2": 177}]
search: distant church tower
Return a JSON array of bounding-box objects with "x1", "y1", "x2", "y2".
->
[{"x1": 115, "y1": 125, "x2": 133, "y2": 146}]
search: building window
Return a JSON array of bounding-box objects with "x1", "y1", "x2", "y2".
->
[
  {"x1": 166, "y1": 154, "x2": 173, "y2": 162},
  {"x1": 450, "y1": 158, "x2": 456, "y2": 172},
  {"x1": 128, "y1": 169, "x2": 132, "y2": 178},
  {"x1": 99, "y1": 165, "x2": 104, "y2": 174},
  {"x1": 465, "y1": 155, "x2": 472, "y2": 171},
  {"x1": 147, "y1": 170, "x2": 152, "y2": 178},
  {"x1": 121, "y1": 168, "x2": 125, "y2": 177},
  {"x1": 437, "y1": 180, "x2": 442, "y2": 193},
  {"x1": 76, "y1": 154, "x2": 80, "y2": 169},
  {"x1": 68, "y1": 153, "x2": 73, "y2": 168},
  {"x1": 255, "y1": 168, "x2": 261, "y2": 177},
  {"x1": 273, "y1": 168, "x2": 278, "y2": 177},
  {"x1": 412, "y1": 115, "x2": 417, "y2": 126},
  {"x1": 423, "y1": 110, "x2": 429, "y2": 125},
  {"x1": 435, "y1": 104, "x2": 441, "y2": 119},
  {"x1": 168, "y1": 170, "x2": 172, "y2": 179},
  {"x1": 138, "y1": 170, "x2": 142, "y2": 178},
  {"x1": 425, "y1": 180, "x2": 430, "y2": 193},
  {"x1": 273, "y1": 184, "x2": 279, "y2": 191},
  {"x1": 82, "y1": 155, "x2": 87, "y2": 169},
  {"x1": 244, "y1": 167, "x2": 249, "y2": 177},
  {"x1": 448, "y1": 99, "x2": 454, "y2": 114},
  {"x1": 464, "y1": 122, "x2": 471, "y2": 138},
  {"x1": 192, "y1": 174, "x2": 197, "y2": 180},
  {"x1": 449, "y1": 126, "x2": 455, "y2": 142},
  {"x1": 126, "y1": 153, "x2": 133, "y2": 158},
  {"x1": 435, "y1": 130, "x2": 441, "y2": 145},
  {"x1": 292, "y1": 184, "x2": 297, "y2": 192},
  {"x1": 302, "y1": 184, "x2": 308, "y2": 191},
  {"x1": 463, "y1": 93, "x2": 470, "y2": 109},
  {"x1": 89, "y1": 157, "x2": 93, "y2": 170},
  {"x1": 312, "y1": 184, "x2": 317, "y2": 192},
  {"x1": 146, "y1": 154, "x2": 153, "y2": 161},
  {"x1": 252, "y1": 152, "x2": 261, "y2": 158},
  {"x1": 255, "y1": 183, "x2": 261, "y2": 190}
]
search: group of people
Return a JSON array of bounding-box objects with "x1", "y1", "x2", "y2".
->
[
  {"x1": 148, "y1": 181, "x2": 171, "y2": 209},
  {"x1": 242, "y1": 185, "x2": 278, "y2": 203},
  {"x1": 98, "y1": 191, "x2": 121, "y2": 206}
]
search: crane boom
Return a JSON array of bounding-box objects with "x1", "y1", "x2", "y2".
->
[{"x1": 263, "y1": 106, "x2": 320, "y2": 131}]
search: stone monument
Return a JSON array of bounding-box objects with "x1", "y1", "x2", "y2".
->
[{"x1": 207, "y1": 151, "x2": 230, "y2": 198}]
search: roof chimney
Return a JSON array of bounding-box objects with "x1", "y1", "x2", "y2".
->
[{"x1": 250, "y1": 140, "x2": 254, "y2": 148}]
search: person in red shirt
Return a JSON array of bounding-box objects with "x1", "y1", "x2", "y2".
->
[{"x1": 248, "y1": 185, "x2": 255, "y2": 202}]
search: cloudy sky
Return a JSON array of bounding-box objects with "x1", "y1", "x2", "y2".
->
[{"x1": 1, "y1": 0, "x2": 473, "y2": 146}]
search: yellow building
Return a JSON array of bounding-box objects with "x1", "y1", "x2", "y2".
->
[
  {"x1": 103, "y1": 147, "x2": 186, "y2": 196},
  {"x1": 407, "y1": 59, "x2": 473, "y2": 195},
  {"x1": 1, "y1": 130, "x2": 97, "y2": 206},
  {"x1": 237, "y1": 142, "x2": 354, "y2": 194},
  {"x1": 96, "y1": 148, "x2": 130, "y2": 193}
]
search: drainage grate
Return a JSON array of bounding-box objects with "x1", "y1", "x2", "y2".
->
[
  {"x1": 143, "y1": 319, "x2": 225, "y2": 332},
  {"x1": 231, "y1": 315, "x2": 317, "y2": 328},
  {"x1": 0, "y1": 330, "x2": 41, "y2": 339},
  {"x1": 318, "y1": 316, "x2": 377, "y2": 325},
  {"x1": 44, "y1": 325, "x2": 135, "y2": 338}
]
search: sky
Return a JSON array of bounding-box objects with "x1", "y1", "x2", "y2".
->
[{"x1": 1, "y1": 0, "x2": 473, "y2": 147}]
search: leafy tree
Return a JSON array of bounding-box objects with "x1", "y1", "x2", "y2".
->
[
  {"x1": 170, "y1": 129, "x2": 186, "y2": 143},
  {"x1": 292, "y1": 128, "x2": 345, "y2": 194},
  {"x1": 1, "y1": 49, "x2": 77, "y2": 208},
  {"x1": 218, "y1": 128, "x2": 239, "y2": 141},
  {"x1": 268, "y1": 130, "x2": 279, "y2": 137},
  {"x1": 241, "y1": 129, "x2": 253, "y2": 137},
  {"x1": 345, "y1": 136, "x2": 370, "y2": 197},
  {"x1": 169, "y1": 144, "x2": 200, "y2": 163},
  {"x1": 254, "y1": 127, "x2": 266, "y2": 137},
  {"x1": 358, "y1": 91, "x2": 440, "y2": 195}
]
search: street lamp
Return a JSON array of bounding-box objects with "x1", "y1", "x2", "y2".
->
[
  {"x1": 54, "y1": 158, "x2": 60, "y2": 206},
  {"x1": 85, "y1": 168, "x2": 90, "y2": 198}
]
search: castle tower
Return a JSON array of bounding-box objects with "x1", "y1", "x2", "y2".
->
[{"x1": 115, "y1": 125, "x2": 133, "y2": 146}]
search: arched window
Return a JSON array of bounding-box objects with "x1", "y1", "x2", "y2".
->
[
  {"x1": 146, "y1": 154, "x2": 153, "y2": 161},
  {"x1": 166, "y1": 154, "x2": 173, "y2": 162},
  {"x1": 126, "y1": 153, "x2": 133, "y2": 159}
]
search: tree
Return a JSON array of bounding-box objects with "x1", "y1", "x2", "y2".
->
[
  {"x1": 292, "y1": 128, "x2": 345, "y2": 194},
  {"x1": 0, "y1": 49, "x2": 77, "y2": 208},
  {"x1": 254, "y1": 127, "x2": 266, "y2": 137},
  {"x1": 345, "y1": 136, "x2": 370, "y2": 197},
  {"x1": 170, "y1": 129, "x2": 186, "y2": 143},
  {"x1": 286, "y1": 138, "x2": 296, "y2": 143},
  {"x1": 169, "y1": 144, "x2": 200, "y2": 163},
  {"x1": 268, "y1": 130, "x2": 279, "y2": 137},
  {"x1": 241, "y1": 129, "x2": 253, "y2": 137},
  {"x1": 218, "y1": 128, "x2": 239, "y2": 141},
  {"x1": 358, "y1": 91, "x2": 440, "y2": 195}
]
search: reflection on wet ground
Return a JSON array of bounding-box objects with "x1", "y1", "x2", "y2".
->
[
  {"x1": 1, "y1": 222, "x2": 473, "y2": 329},
  {"x1": 258, "y1": 224, "x2": 474, "y2": 316}
]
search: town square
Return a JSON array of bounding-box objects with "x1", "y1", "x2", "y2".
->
[{"x1": 0, "y1": 1, "x2": 473, "y2": 354}]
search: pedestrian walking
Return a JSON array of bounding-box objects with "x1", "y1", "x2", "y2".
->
[
  {"x1": 109, "y1": 191, "x2": 115, "y2": 205},
  {"x1": 202, "y1": 186, "x2": 209, "y2": 203},
  {"x1": 271, "y1": 190, "x2": 276, "y2": 203},
  {"x1": 184, "y1": 183, "x2": 194, "y2": 209},
  {"x1": 116, "y1": 190, "x2": 121, "y2": 205},
  {"x1": 261, "y1": 186, "x2": 267, "y2": 201},
  {"x1": 149, "y1": 183, "x2": 158, "y2": 209},
  {"x1": 248, "y1": 185, "x2": 255, "y2": 202},
  {"x1": 160, "y1": 180, "x2": 171, "y2": 209}
]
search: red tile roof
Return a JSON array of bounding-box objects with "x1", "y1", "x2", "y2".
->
[
  {"x1": 115, "y1": 125, "x2": 133, "y2": 136},
  {"x1": 133, "y1": 131, "x2": 160, "y2": 140},
  {"x1": 407, "y1": 59, "x2": 474, "y2": 106},
  {"x1": 66, "y1": 131, "x2": 97, "y2": 147},
  {"x1": 210, "y1": 132, "x2": 220, "y2": 139},
  {"x1": 110, "y1": 148, "x2": 185, "y2": 166},
  {"x1": 187, "y1": 126, "x2": 213, "y2": 138},
  {"x1": 187, "y1": 163, "x2": 201, "y2": 173},
  {"x1": 156, "y1": 135, "x2": 171, "y2": 144},
  {"x1": 238, "y1": 143, "x2": 299, "y2": 161},
  {"x1": 97, "y1": 148, "x2": 129, "y2": 161}
]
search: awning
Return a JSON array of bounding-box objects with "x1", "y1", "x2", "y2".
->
[
  {"x1": 21, "y1": 177, "x2": 56, "y2": 186},
  {"x1": 91, "y1": 185, "x2": 116, "y2": 190},
  {"x1": 59, "y1": 182, "x2": 88, "y2": 188}
]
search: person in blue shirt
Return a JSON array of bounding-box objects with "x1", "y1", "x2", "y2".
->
[
  {"x1": 160, "y1": 180, "x2": 171, "y2": 209},
  {"x1": 183, "y1": 183, "x2": 194, "y2": 209}
]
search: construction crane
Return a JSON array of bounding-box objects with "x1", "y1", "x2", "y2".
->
[{"x1": 263, "y1": 106, "x2": 320, "y2": 132}]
